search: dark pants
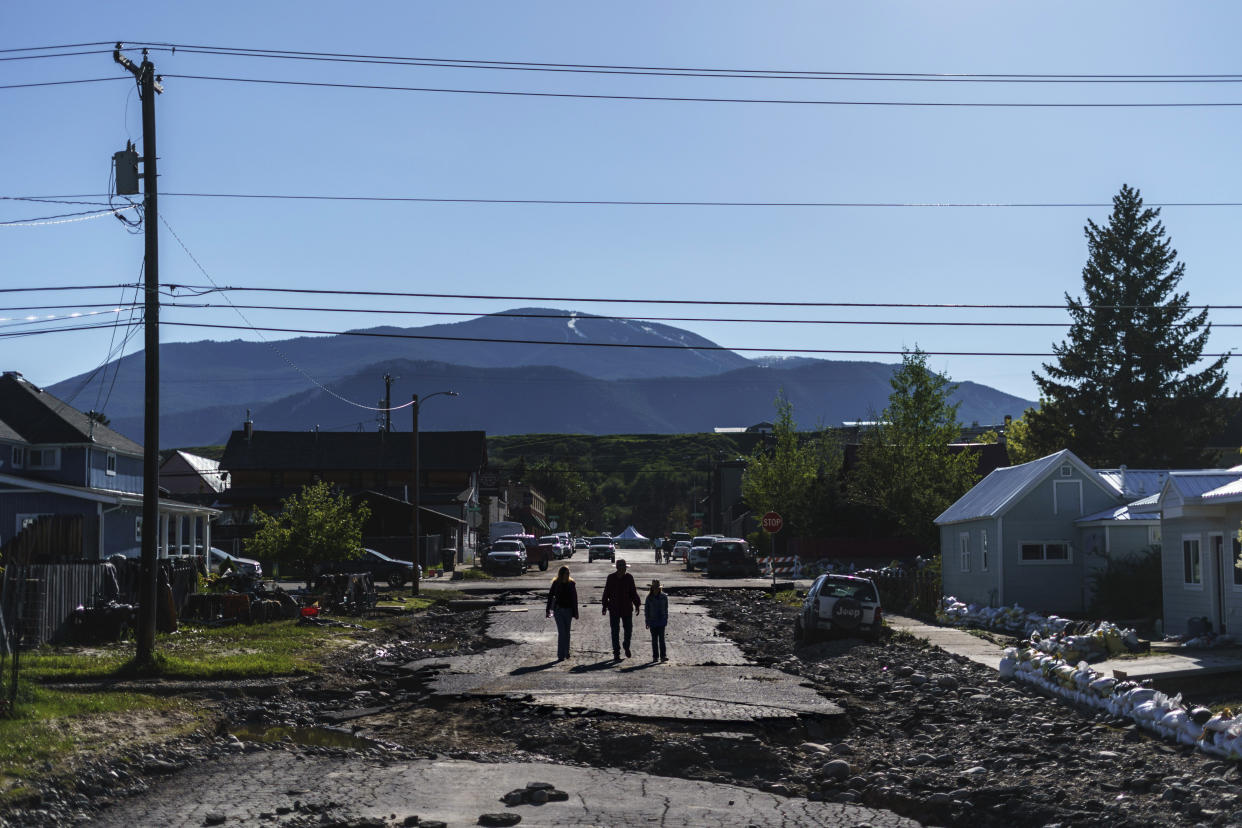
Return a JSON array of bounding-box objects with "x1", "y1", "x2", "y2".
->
[
  {"x1": 608, "y1": 612, "x2": 633, "y2": 656},
  {"x1": 553, "y1": 608, "x2": 574, "y2": 659},
  {"x1": 650, "y1": 625, "x2": 667, "y2": 660}
]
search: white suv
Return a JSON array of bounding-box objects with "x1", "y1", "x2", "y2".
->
[
  {"x1": 588, "y1": 536, "x2": 616, "y2": 562},
  {"x1": 686, "y1": 535, "x2": 720, "y2": 571},
  {"x1": 796, "y1": 574, "x2": 884, "y2": 642}
]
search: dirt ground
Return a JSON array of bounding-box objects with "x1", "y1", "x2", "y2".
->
[{"x1": 4, "y1": 590, "x2": 1242, "y2": 827}]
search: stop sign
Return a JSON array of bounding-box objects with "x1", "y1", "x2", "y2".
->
[{"x1": 761, "y1": 512, "x2": 783, "y2": 533}]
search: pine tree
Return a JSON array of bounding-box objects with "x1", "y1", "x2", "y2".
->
[{"x1": 1027, "y1": 185, "x2": 1229, "y2": 467}]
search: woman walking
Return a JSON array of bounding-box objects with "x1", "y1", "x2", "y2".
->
[
  {"x1": 644, "y1": 579, "x2": 669, "y2": 662},
  {"x1": 546, "y1": 565, "x2": 579, "y2": 661}
]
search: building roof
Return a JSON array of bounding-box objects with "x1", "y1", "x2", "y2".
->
[
  {"x1": 1200, "y1": 475, "x2": 1242, "y2": 503},
  {"x1": 1163, "y1": 470, "x2": 1242, "y2": 501},
  {"x1": 0, "y1": 471, "x2": 218, "y2": 515},
  {"x1": 0, "y1": 371, "x2": 144, "y2": 455},
  {"x1": 1095, "y1": 468, "x2": 1170, "y2": 499},
  {"x1": 162, "y1": 450, "x2": 228, "y2": 493},
  {"x1": 935, "y1": 449, "x2": 1115, "y2": 526},
  {"x1": 220, "y1": 429, "x2": 487, "y2": 472},
  {"x1": 1077, "y1": 493, "x2": 1162, "y2": 524}
]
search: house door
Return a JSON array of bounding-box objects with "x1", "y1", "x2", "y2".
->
[{"x1": 1211, "y1": 534, "x2": 1226, "y2": 633}]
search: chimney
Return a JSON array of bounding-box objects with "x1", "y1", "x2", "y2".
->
[
  {"x1": 244, "y1": 410, "x2": 253, "y2": 442},
  {"x1": 1119, "y1": 464, "x2": 1128, "y2": 497}
]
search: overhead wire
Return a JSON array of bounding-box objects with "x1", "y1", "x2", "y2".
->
[
  {"x1": 161, "y1": 73, "x2": 1242, "y2": 108},
  {"x1": 16, "y1": 192, "x2": 1242, "y2": 208},
  {"x1": 162, "y1": 284, "x2": 1242, "y2": 311},
  {"x1": 158, "y1": 213, "x2": 415, "y2": 414}
]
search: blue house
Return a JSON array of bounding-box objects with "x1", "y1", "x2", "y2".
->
[
  {"x1": 0, "y1": 371, "x2": 216, "y2": 560},
  {"x1": 1156, "y1": 469, "x2": 1242, "y2": 636},
  {"x1": 935, "y1": 450, "x2": 1165, "y2": 615}
]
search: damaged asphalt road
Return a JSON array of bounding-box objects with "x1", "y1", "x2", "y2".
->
[{"x1": 4, "y1": 589, "x2": 1242, "y2": 826}]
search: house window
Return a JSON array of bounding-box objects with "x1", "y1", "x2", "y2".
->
[
  {"x1": 27, "y1": 447, "x2": 60, "y2": 470},
  {"x1": 106, "y1": 451, "x2": 117, "y2": 476},
  {"x1": 1020, "y1": 542, "x2": 1072, "y2": 563},
  {"x1": 1233, "y1": 537, "x2": 1242, "y2": 588},
  {"x1": 11, "y1": 446, "x2": 24, "y2": 468},
  {"x1": 1060, "y1": 464, "x2": 1073, "y2": 477},
  {"x1": 1149, "y1": 525, "x2": 1163, "y2": 547},
  {"x1": 959, "y1": 533, "x2": 970, "y2": 572},
  {"x1": 270, "y1": 471, "x2": 284, "y2": 488},
  {"x1": 1183, "y1": 537, "x2": 1202, "y2": 586},
  {"x1": 981, "y1": 529, "x2": 989, "y2": 572},
  {"x1": 135, "y1": 516, "x2": 142, "y2": 542}
]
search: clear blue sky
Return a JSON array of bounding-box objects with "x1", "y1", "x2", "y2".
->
[{"x1": 4, "y1": 2, "x2": 1241, "y2": 406}]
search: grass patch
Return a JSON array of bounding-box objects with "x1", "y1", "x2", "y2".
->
[
  {"x1": 769, "y1": 589, "x2": 803, "y2": 608},
  {"x1": 455, "y1": 567, "x2": 494, "y2": 581},
  {"x1": 0, "y1": 682, "x2": 203, "y2": 801},
  {"x1": 14, "y1": 617, "x2": 380, "y2": 683}
]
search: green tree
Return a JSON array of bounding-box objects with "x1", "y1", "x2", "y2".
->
[
  {"x1": 1002, "y1": 409, "x2": 1044, "y2": 465},
  {"x1": 847, "y1": 349, "x2": 979, "y2": 551},
  {"x1": 247, "y1": 481, "x2": 371, "y2": 573},
  {"x1": 1025, "y1": 185, "x2": 1230, "y2": 467},
  {"x1": 742, "y1": 393, "x2": 842, "y2": 537}
]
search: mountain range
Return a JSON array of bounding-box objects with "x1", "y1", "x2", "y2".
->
[{"x1": 46, "y1": 309, "x2": 1034, "y2": 447}]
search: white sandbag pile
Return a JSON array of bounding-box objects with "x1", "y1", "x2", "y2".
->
[
  {"x1": 938, "y1": 596, "x2": 1139, "y2": 661},
  {"x1": 1002, "y1": 645, "x2": 1242, "y2": 759}
]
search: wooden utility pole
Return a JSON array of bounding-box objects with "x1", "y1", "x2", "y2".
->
[
  {"x1": 411, "y1": 394, "x2": 421, "y2": 596},
  {"x1": 114, "y1": 45, "x2": 163, "y2": 664}
]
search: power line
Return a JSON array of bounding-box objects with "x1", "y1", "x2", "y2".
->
[
  {"x1": 0, "y1": 49, "x2": 116, "y2": 62},
  {"x1": 163, "y1": 284, "x2": 1242, "y2": 311},
  {"x1": 16, "y1": 192, "x2": 1242, "y2": 209},
  {"x1": 162, "y1": 73, "x2": 1242, "y2": 108},
  {"x1": 122, "y1": 41, "x2": 1242, "y2": 84},
  {"x1": 0, "y1": 284, "x2": 137, "y2": 294},
  {"x1": 0, "y1": 77, "x2": 126, "y2": 91},
  {"x1": 0, "y1": 42, "x2": 118, "y2": 54},
  {"x1": 159, "y1": 302, "x2": 1242, "y2": 329}
]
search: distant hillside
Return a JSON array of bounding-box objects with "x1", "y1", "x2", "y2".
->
[{"x1": 45, "y1": 308, "x2": 1033, "y2": 447}]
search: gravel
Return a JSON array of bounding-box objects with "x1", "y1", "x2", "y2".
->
[{"x1": 3, "y1": 590, "x2": 1240, "y2": 827}]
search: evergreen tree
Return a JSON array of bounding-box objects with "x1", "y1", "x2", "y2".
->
[
  {"x1": 1027, "y1": 185, "x2": 1229, "y2": 467},
  {"x1": 847, "y1": 349, "x2": 979, "y2": 551}
]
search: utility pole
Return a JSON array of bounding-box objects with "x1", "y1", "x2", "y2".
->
[
  {"x1": 383, "y1": 373, "x2": 394, "y2": 433},
  {"x1": 114, "y1": 45, "x2": 163, "y2": 665},
  {"x1": 411, "y1": 394, "x2": 421, "y2": 596}
]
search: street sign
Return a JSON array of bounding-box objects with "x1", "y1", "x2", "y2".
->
[
  {"x1": 761, "y1": 512, "x2": 783, "y2": 533},
  {"x1": 548, "y1": 519, "x2": 558, "y2": 530},
  {"x1": 693, "y1": 517, "x2": 703, "y2": 528}
]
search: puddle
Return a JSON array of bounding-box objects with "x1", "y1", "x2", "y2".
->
[{"x1": 231, "y1": 724, "x2": 385, "y2": 751}]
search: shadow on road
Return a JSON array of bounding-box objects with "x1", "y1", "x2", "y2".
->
[
  {"x1": 619, "y1": 661, "x2": 659, "y2": 673},
  {"x1": 569, "y1": 659, "x2": 619, "y2": 673},
  {"x1": 510, "y1": 660, "x2": 560, "y2": 675}
]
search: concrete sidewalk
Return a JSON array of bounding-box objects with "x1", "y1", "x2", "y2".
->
[{"x1": 887, "y1": 613, "x2": 1242, "y2": 686}]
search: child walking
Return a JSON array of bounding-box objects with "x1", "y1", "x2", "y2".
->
[
  {"x1": 546, "y1": 566, "x2": 579, "y2": 661},
  {"x1": 644, "y1": 579, "x2": 669, "y2": 662}
]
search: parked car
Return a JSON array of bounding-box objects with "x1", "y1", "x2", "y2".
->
[
  {"x1": 317, "y1": 548, "x2": 416, "y2": 588},
  {"x1": 588, "y1": 536, "x2": 616, "y2": 562},
  {"x1": 486, "y1": 539, "x2": 529, "y2": 574},
  {"x1": 204, "y1": 548, "x2": 262, "y2": 577},
  {"x1": 705, "y1": 539, "x2": 759, "y2": 578},
  {"x1": 686, "y1": 535, "x2": 721, "y2": 571},
  {"x1": 500, "y1": 533, "x2": 548, "y2": 571},
  {"x1": 670, "y1": 540, "x2": 691, "y2": 561},
  {"x1": 795, "y1": 574, "x2": 884, "y2": 643},
  {"x1": 539, "y1": 535, "x2": 569, "y2": 560}
]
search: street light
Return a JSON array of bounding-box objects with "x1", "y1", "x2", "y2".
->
[{"x1": 412, "y1": 390, "x2": 459, "y2": 596}]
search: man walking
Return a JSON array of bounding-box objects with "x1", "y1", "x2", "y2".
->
[{"x1": 601, "y1": 558, "x2": 642, "y2": 660}]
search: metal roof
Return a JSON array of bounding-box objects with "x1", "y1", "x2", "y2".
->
[
  {"x1": 1077, "y1": 493, "x2": 1161, "y2": 524},
  {"x1": 1095, "y1": 469, "x2": 1170, "y2": 499},
  {"x1": 1164, "y1": 471, "x2": 1242, "y2": 500},
  {"x1": 1201, "y1": 476, "x2": 1242, "y2": 502},
  {"x1": 936, "y1": 449, "x2": 1110, "y2": 525}
]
